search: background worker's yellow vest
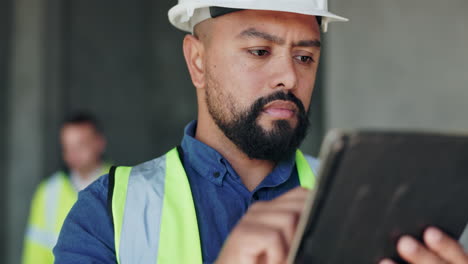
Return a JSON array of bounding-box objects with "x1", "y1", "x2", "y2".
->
[
  {"x1": 22, "y1": 164, "x2": 111, "y2": 264},
  {"x1": 111, "y1": 148, "x2": 316, "y2": 264},
  {"x1": 22, "y1": 172, "x2": 77, "y2": 264}
]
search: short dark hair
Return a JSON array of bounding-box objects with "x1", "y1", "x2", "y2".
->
[{"x1": 62, "y1": 111, "x2": 103, "y2": 134}]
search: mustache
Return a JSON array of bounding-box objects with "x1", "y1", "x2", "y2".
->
[{"x1": 250, "y1": 91, "x2": 307, "y2": 116}]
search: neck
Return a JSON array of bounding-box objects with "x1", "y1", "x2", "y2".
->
[
  {"x1": 74, "y1": 161, "x2": 102, "y2": 180},
  {"x1": 196, "y1": 117, "x2": 275, "y2": 192}
]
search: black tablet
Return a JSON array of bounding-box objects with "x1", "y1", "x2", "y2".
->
[{"x1": 289, "y1": 130, "x2": 468, "y2": 264}]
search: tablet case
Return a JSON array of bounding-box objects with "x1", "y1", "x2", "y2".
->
[{"x1": 292, "y1": 131, "x2": 468, "y2": 264}]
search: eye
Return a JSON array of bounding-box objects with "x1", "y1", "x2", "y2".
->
[
  {"x1": 295, "y1": 55, "x2": 314, "y2": 64},
  {"x1": 249, "y1": 49, "x2": 270, "y2": 57}
]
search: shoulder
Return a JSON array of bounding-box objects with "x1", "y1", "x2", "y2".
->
[
  {"x1": 56, "y1": 174, "x2": 111, "y2": 225},
  {"x1": 31, "y1": 171, "x2": 68, "y2": 199},
  {"x1": 60, "y1": 173, "x2": 111, "y2": 224},
  {"x1": 54, "y1": 173, "x2": 116, "y2": 262},
  {"x1": 40, "y1": 170, "x2": 67, "y2": 186},
  {"x1": 114, "y1": 152, "x2": 170, "y2": 180},
  {"x1": 79, "y1": 173, "x2": 110, "y2": 201}
]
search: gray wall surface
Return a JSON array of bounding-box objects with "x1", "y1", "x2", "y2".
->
[
  {"x1": 0, "y1": 0, "x2": 13, "y2": 259},
  {"x1": 325, "y1": 0, "x2": 468, "y2": 132},
  {"x1": 6, "y1": 0, "x2": 49, "y2": 262},
  {"x1": 63, "y1": 0, "x2": 196, "y2": 166}
]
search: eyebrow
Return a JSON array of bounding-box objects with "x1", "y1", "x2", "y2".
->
[
  {"x1": 238, "y1": 28, "x2": 285, "y2": 45},
  {"x1": 238, "y1": 27, "x2": 321, "y2": 48},
  {"x1": 294, "y1": 40, "x2": 321, "y2": 48}
]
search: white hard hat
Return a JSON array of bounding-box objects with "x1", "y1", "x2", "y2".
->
[{"x1": 168, "y1": 0, "x2": 348, "y2": 33}]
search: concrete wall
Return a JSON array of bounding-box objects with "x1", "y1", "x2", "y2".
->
[
  {"x1": 62, "y1": 0, "x2": 196, "y2": 165},
  {"x1": 325, "y1": 0, "x2": 468, "y2": 133},
  {"x1": 6, "y1": 0, "x2": 49, "y2": 262},
  {"x1": 0, "y1": 0, "x2": 13, "y2": 260}
]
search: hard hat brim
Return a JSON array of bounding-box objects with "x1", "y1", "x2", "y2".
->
[{"x1": 168, "y1": 1, "x2": 349, "y2": 33}]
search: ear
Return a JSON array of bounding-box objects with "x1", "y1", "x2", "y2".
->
[{"x1": 183, "y1": 34, "x2": 205, "y2": 89}]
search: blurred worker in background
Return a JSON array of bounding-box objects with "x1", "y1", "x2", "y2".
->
[
  {"x1": 22, "y1": 112, "x2": 111, "y2": 264},
  {"x1": 55, "y1": 1, "x2": 468, "y2": 264}
]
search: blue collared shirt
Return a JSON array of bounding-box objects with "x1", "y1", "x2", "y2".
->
[{"x1": 54, "y1": 121, "x2": 318, "y2": 263}]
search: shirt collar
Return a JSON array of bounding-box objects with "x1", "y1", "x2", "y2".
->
[
  {"x1": 181, "y1": 121, "x2": 228, "y2": 186},
  {"x1": 180, "y1": 120, "x2": 297, "y2": 188},
  {"x1": 254, "y1": 154, "x2": 296, "y2": 191}
]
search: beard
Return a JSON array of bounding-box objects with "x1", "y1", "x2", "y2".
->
[{"x1": 206, "y1": 87, "x2": 310, "y2": 163}]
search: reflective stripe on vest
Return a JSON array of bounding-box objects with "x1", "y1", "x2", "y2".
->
[
  {"x1": 112, "y1": 148, "x2": 316, "y2": 264},
  {"x1": 22, "y1": 171, "x2": 77, "y2": 264},
  {"x1": 24, "y1": 172, "x2": 70, "y2": 249}
]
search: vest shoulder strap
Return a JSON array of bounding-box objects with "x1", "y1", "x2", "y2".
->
[
  {"x1": 110, "y1": 149, "x2": 203, "y2": 264},
  {"x1": 107, "y1": 166, "x2": 117, "y2": 226},
  {"x1": 296, "y1": 150, "x2": 318, "y2": 190}
]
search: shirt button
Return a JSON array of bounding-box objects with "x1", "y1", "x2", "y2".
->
[{"x1": 213, "y1": 172, "x2": 220, "y2": 178}]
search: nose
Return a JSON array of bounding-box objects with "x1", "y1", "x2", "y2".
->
[{"x1": 268, "y1": 54, "x2": 298, "y2": 91}]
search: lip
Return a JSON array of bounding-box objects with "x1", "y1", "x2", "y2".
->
[{"x1": 262, "y1": 100, "x2": 298, "y2": 119}]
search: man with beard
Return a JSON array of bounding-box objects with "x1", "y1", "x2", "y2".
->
[{"x1": 54, "y1": 1, "x2": 468, "y2": 264}]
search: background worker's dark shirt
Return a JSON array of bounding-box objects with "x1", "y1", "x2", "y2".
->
[{"x1": 54, "y1": 120, "x2": 319, "y2": 263}]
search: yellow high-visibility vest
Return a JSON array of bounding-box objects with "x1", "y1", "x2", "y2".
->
[
  {"x1": 111, "y1": 148, "x2": 315, "y2": 263},
  {"x1": 22, "y1": 164, "x2": 111, "y2": 264}
]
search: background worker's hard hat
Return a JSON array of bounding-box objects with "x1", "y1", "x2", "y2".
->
[{"x1": 168, "y1": 0, "x2": 349, "y2": 33}]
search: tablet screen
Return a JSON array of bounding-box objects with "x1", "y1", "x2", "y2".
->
[{"x1": 290, "y1": 131, "x2": 468, "y2": 264}]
